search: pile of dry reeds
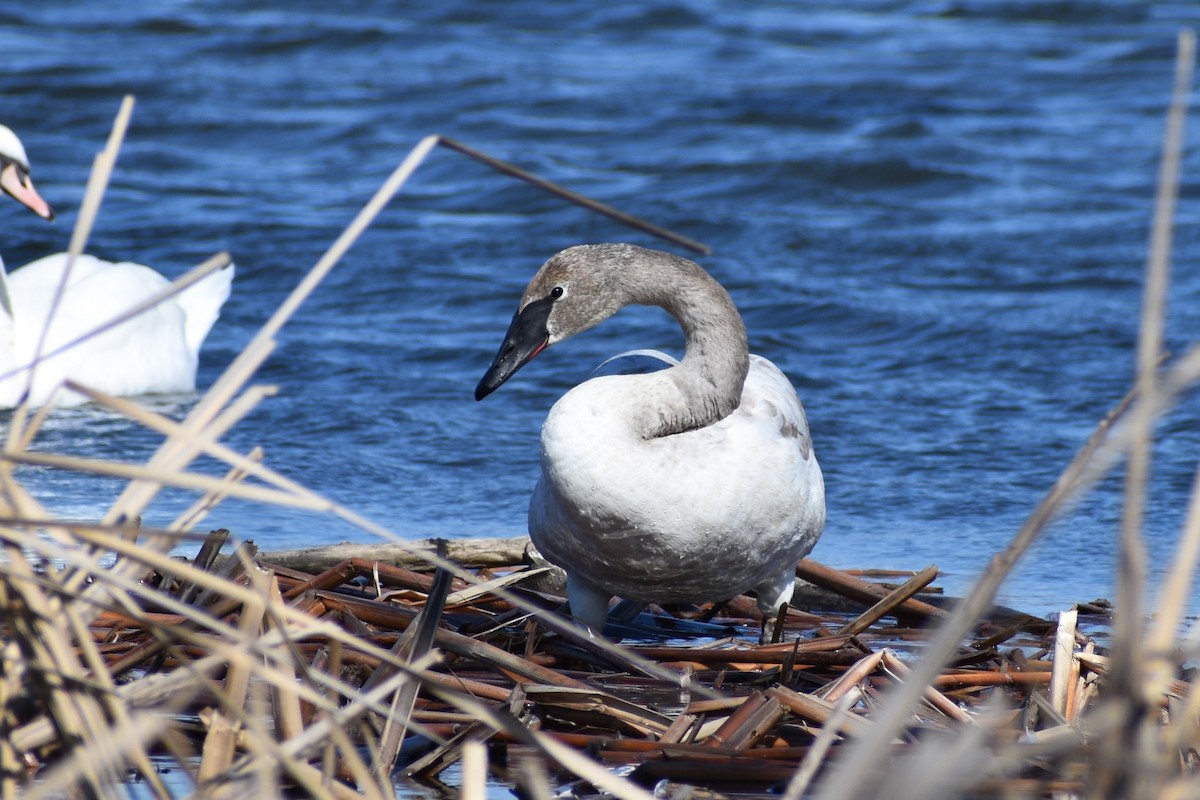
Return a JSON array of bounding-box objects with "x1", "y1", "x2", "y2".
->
[{"x1": 3, "y1": 31, "x2": 1200, "y2": 799}]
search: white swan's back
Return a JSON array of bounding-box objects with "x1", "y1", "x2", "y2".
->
[{"x1": 0, "y1": 253, "x2": 234, "y2": 408}]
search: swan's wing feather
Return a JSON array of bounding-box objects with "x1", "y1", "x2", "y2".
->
[
  {"x1": 176, "y1": 262, "x2": 234, "y2": 356},
  {"x1": 588, "y1": 349, "x2": 678, "y2": 379}
]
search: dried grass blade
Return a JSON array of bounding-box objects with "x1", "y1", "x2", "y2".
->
[
  {"x1": 1146, "y1": 444, "x2": 1200, "y2": 697},
  {"x1": 0, "y1": 450, "x2": 331, "y2": 511},
  {"x1": 24, "y1": 712, "x2": 175, "y2": 800},
  {"x1": 1098, "y1": 29, "x2": 1195, "y2": 800},
  {"x1": 62, "y1": 599, "x2": 171, "y2": 798}
]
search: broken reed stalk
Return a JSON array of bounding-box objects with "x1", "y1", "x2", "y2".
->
[
  {"x1": 437, "y1": 137, "x2": 709, "y2": 254},
  {"x1": 780, "y1": 691, "x2": 857, "y2": 800},
  {"x1": 834, "y1": 564, "x2": 938, "y2": 637},
  {"x1": 373, "y1": 563, "x2": 454, "y2": 779}
]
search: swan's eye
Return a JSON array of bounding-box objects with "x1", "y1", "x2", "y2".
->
[{"x1": 550, "y1": 286, "x2": 565, "y2": 299}]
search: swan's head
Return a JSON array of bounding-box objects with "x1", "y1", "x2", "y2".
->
[
  {"x1": 0, "y1": 125, "x2": 54, "y2": 221},
  {"x1": 476, "y1": 244, "x2": 633, "y2": 401}
]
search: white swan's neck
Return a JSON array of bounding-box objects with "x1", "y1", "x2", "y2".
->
[{"x1": 615, "y1": 250, "x2": 749, "y2": 439}]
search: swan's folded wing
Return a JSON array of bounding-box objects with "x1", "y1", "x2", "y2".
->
[{"x1": 735, "y1": 355, "x2": 815, "y2": 460}]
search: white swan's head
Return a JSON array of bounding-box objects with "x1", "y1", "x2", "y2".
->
[{"x1": 0, "y1": 125, "x2": 54, "y2": 220}]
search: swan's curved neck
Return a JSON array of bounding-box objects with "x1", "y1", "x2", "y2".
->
[{"x1": 620, "y1": 251, "x2": 749, "y2": 439}]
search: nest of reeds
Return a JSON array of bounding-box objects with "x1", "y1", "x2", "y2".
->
[{"x1": 3, "y1": 31, "x2": 1200, "y2": 799}]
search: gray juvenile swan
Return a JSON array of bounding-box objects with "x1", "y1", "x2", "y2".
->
[
  {"x1": 476, "y1": 243, "x2": 825, "y2": 639},
  {"x1": 0, "y1": 124, "x2": 234, "y2": 408}
]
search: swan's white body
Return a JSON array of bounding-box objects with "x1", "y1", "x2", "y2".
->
[
  {"x1": 477, "y1": 244, "x2": 825, "y2": 637},
  {"x1": 0, "y1": 123, "x2": 234, "y2": 408},
  {"x1": 0, "y1": 253, "x2": 233, "y2": 408},
  {"x1": 533, "y1": 350, "x2": 823, "y2": 615}
]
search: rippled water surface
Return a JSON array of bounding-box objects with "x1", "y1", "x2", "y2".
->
[{"x1": 3, "y1": 1, "x2": 1200, "y2": 617}]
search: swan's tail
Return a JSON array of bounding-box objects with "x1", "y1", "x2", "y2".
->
[{"x1": 178, "y1": 262, "x2": 234, "y2": 357}]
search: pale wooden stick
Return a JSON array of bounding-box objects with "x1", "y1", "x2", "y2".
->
[
  {"x1": 1049, "y1": 608, "x2": 1078, "y2": 718},
  {"x1": 197, "y1": 565, "x2": 265, "y2": 784},
  {"x1": 263, "y1": 574, "x2": 305, "y2": 744}
]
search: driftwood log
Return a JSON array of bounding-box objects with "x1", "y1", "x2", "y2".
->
[{"x1": 255, "y1": 535, "x2": 535, "y2": 574}]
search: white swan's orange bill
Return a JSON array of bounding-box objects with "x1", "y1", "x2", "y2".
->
[{"x1": 0, "y1": 162, "x2": 54, "y2": 220}]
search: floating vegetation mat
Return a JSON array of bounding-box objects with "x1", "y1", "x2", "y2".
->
[{"x1": 1, "y1": 531, "x2": 1138, "y2": 799}]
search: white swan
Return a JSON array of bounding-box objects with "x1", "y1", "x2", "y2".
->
[
  {"x1": 476, "y1": 243, "x2": 825, "y2": 639},
  {"x1": 0, "y1": 124, "x2": 233, "y2": 408}
]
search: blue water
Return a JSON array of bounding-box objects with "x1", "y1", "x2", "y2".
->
[{"x1": 3, "y1": 1, "x2": 1200, "y2": 618}]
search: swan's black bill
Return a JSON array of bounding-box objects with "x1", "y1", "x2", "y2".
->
[{"x1": 475, "y1": 295, "x2": 555, "y2": 400}]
